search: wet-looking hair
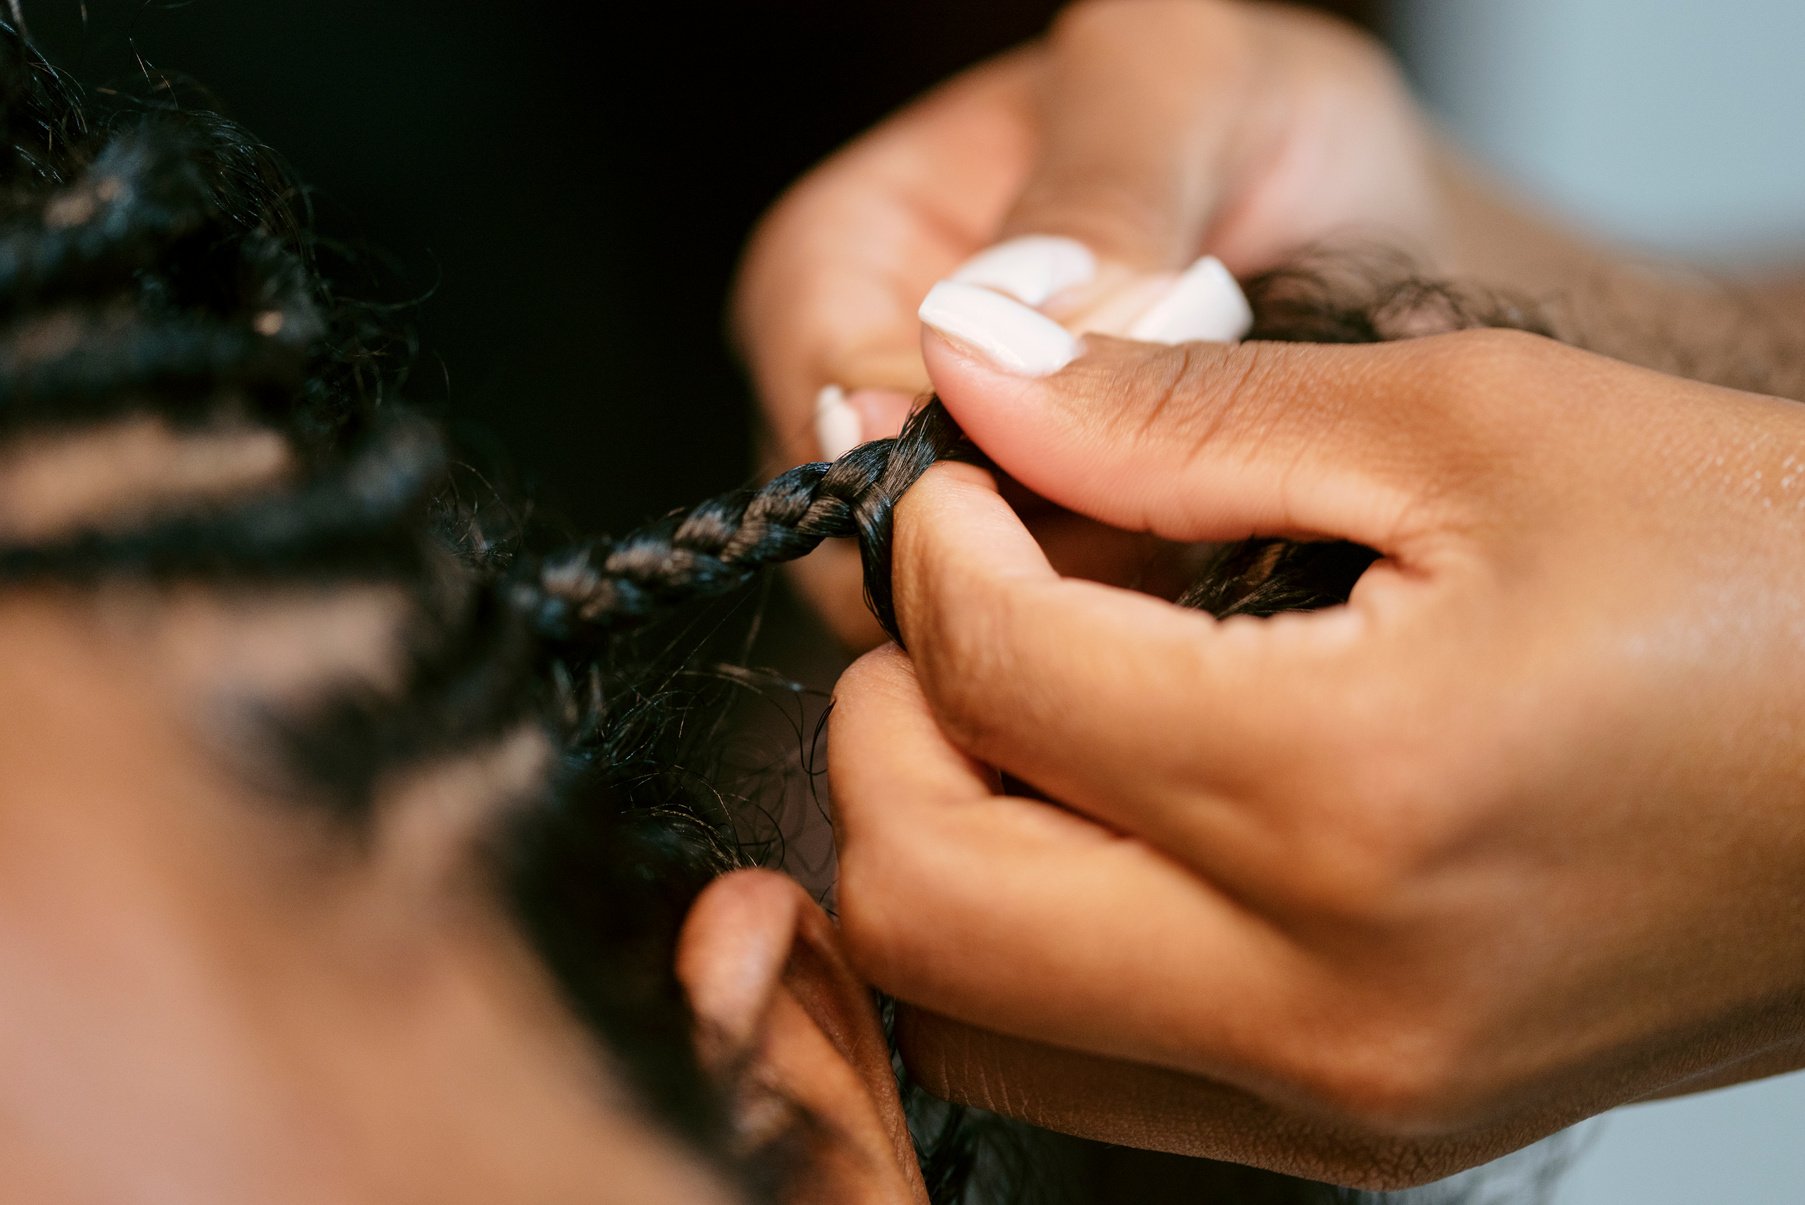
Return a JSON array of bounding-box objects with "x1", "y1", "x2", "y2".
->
[{"x1": 0, "y1": 21, "x2": 1627, "y2": 1205}]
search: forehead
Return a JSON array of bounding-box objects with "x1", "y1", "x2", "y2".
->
[
  {"x1": 0, "y1": 379, "x2": 747, "y2": 1200},
  {"x1": 0, "y1": 83, "x2": 747, "y2": 1200},
  {"x1": 0, "y1": 591, "x2": 742, "y2": 1204}
]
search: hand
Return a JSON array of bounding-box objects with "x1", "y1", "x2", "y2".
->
[
  {"x1": 825, "y1": 299, "x2": 1805, "y2": 1187},
  {"x1": 736, "y1": 0, "x2": 1486, "y2": 646}
]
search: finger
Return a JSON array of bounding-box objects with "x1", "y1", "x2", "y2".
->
[
  {"x1": 996, "y1": 0, "x2": 1259, "y2": 270},
  {"x1": 786, "y1": 481, "x2": 1180, "y2": 653},
  {"x1": 891, "y1": 1010, "x2": 1558, "y2": 1191},
  {"x1": 1019, "y1": 503, "x2": 1184, "y2": 594},
  {"x1": 733, "y1": 54, "x2": 1042, "y2": 650},
  {"x1": 997, "y1": 1, "x2": 1239, "y2": 267},
  {"x1": 831, "y1": 658, "x2": 1612, "y2": 1165},
  {"x1": 828, "y1": 646, "x2": 1298, "y2": 1086},
  {"x1": 948, "y1": 2, "x2": 1266, "y2": 342},
  {"x1": 889, "y1": 463, "x2": 1371, "y2": 854},
  {"x1": 735, "y1": 51, "x2": 1041, "y2": 465},
  {"x1": 917, "y1": 285, "x2": 1511, "y2": 559},
  {"x1": 780, "y1": 394, "x2": 1174, "y2": 652}
]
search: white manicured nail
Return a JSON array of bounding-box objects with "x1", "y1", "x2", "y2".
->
[
  {"x1": 1128, "y1": 256, "x2": 1253, "y2": 344},
  {"x1": 918, "y1": 280, "x2": 1081, "y2": 377},
  {"x1": 949, "y1": 235, "x2": 1096, "y2": 306},
  {"x1": 814, "y1": 384, "x2": 862, "y2": 459}
]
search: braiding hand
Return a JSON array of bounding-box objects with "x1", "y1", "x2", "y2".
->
[
  {"x1": 735, "y1": 0, "x2": 1587, "y2": 647},
  {"x1": 825, "y1": 296, "x2": 1805, "y2": 1187}
]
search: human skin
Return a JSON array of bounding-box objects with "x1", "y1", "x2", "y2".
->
[
  {"x1": 0, "y1": 428, "x2": 928, "y2": 1205},
  {"x1": 0, "y1": 598, "x2": 733, "y2": 1204},
  {"x1": 0, "y1": 592, "x2": 935, "y2": 1205},
  {"x1": 825, "y1": 318, "x2": 1805, "y2": 1187},
  {"x1": 737, "y1": 1, "x2": 1805, "y2": 1179},
  {"x1": 734, "y1": 0, "x2": 1805, "y2": 647}
]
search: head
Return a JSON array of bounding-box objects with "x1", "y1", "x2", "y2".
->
[{"x1": 0, "y1": 28, "x2": 938, "y2": 1205}]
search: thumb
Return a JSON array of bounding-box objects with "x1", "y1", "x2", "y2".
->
[{"x1": 917, "y1": 280, "x2": 1458, "y2": 557}]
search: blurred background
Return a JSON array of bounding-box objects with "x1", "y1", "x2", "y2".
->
[{"x1": 25, "y1": 2, "x2": 1805, "y2": 1201}]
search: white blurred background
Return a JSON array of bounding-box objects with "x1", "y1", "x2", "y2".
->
[{"x1": 1391, "y1": 2, "x2": 1805, "y2": 1201}]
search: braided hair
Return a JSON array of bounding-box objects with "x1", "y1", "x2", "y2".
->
[
  {"x1": 516, "y1": 249, "x2": 1565, "y2": 643},
  {"x1": 0, "y1": 22, "x2": 1579, "y2": 1204}
]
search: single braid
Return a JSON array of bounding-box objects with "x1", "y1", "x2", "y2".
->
[
  {"x1": 522, "y1": 401, "x2": 982, "y2": 646},
  {"x1": 518, "y1": 386, "x2": 1385, "y2": 649}
]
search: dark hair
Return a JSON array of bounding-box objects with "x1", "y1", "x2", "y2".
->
[
  {"x1": 0, "y1": 23, "x2": 1583, "y2": 1204},
  {"x1": 0, "y1": 18, "x2": 744, "y2": 1178}
]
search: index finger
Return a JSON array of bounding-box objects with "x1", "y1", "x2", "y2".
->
[
  {"x1": 999, "y1": 0, "x2": 1255, "y2": 269},
  {"x1": 827, "y1": 644, "x2": 1304, "y2": 1090},
  {"x1": 733, "y1": 51, "x2": 1040, "y2": 465},
  {"x1": 888, "y1": 462, "x2": 1376, "y2": 881}
]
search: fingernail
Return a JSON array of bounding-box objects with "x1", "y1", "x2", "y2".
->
[
  {"x1": 1128, "y1": 256, "x2": 1253, "y2": 344},
  {"x1": 949, "y1": 235, "x2": 1096, "y2": 306},
  {"x1": 813, "y1": 384, "x2": 862, "y2": 459},
  {"x1": 918, "y1": 280, "x2": 1081, "y2": 377}
]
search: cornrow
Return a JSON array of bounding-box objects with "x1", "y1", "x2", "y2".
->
[
  {"x1": 3, "y1": 131, "x2": 231, "y2": 301},
  {"x1": 0, "y1": 414, "x2": 444, "y2": 585}
]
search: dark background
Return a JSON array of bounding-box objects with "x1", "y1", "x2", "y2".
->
[{"x1": 30, "y1": 0, "x2": 1385, "y2": 536}]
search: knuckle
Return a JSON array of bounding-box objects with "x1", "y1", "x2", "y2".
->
[
  {"x1": 1267, "y1": 694, "x2": 1474, "y2": 925},
  {"x1": 1278, "y1": 3, "x2": 1399, "y2": 87},
  {"x1": 1114, "y1": 340, "x2": 1281, "y2": 455},
  {"x1": 1119, "y1": 339, "x2": 1338, "y2": 501},
  {"x1": 1316, "y1": 771, "x2": 1438, "y2": 901},
  {"x1": 1287, "y1": 1018, "x2": 1475, "y2": 1137},
  {"x1": 1048, "y1": 0, "x2": 1241, "y2": 50},
  {"x1": 1410, "y1": 327, "x2": 1553, "y2": 411},
  {"x1": 833, "y1": 840, "x2": 919, "y2": 990},
  {"x1": 1197, "y1": 340, "x2": 1305, "y2": 445},
  {"x1": 1010, "y1": 174, "x2": 1181, "y2": 266},
  {"x1": 912, "y1": 580, "x2": 1019, "y2": 758},
  {"x1": 890, "y1": 484, "x2": 1025, "y2": 762},
  {"x1": 1043, "y1": 0, "x2": 1125, "y2": 42}
]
